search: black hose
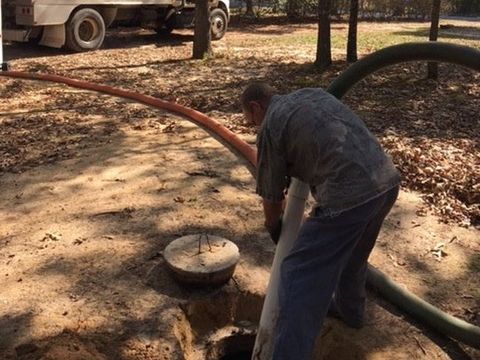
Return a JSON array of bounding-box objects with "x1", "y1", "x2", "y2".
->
[
  {"x1": 328, "y1": 42, "x2": 480, "y2": 99},
  {"x1": 326, "y1": 42, "x2": 480, "y2": 349}
]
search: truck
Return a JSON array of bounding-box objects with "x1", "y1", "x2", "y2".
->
[{"x1": 0, "y1": 0, "x2": 229, "y2": 52}]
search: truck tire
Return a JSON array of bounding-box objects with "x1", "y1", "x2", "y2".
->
[
  {"x1": 210, "y1": 8, "x2": 227, "y2": 41},
  {"x1": 65, "y1": 8, "x2": 106, "y2": 52}
]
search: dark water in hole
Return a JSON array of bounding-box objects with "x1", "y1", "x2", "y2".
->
[{"x1": 219, "y1": 351, "x2": 253, "y2": 360}]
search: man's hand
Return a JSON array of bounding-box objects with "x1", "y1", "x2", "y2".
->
[
  {"x1": 262, "y1": 198, "x2": 285, "y2": 244},
  {"x1": 266, "y1": 218, "x2": 282, "y2": 244}
]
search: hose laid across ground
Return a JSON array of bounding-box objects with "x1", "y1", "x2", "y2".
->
[
  {"x1": 327, "y1": 42, "x2": 480, "y2": 98},
  {"x1": 1, "y1": 41, "x2": 479, "y2": 349},
  {"x1": 0, "y1": 71, "x2": 257, "y2": 168}
]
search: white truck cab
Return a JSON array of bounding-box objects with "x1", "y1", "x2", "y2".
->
[{"x1": 1, "y1": 0, "x2": 230, "y2": 51}]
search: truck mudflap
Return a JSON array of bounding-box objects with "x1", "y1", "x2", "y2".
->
[{"x1": 39, "y1": 24, "x2": 65, "y2": 48}]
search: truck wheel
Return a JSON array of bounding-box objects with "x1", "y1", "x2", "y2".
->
[
  {"x1": 65, "y1": 8, "x2": 106, "y2": 52},
  {"x1": 210, "y1": 8, "x2": 227, "y2": 41}
]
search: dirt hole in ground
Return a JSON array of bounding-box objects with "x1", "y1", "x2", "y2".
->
[
  {"x1": 181, "y1": 286, "x2": 263, "y2": 337},
  {"x1": 206, "y1": 333, "x2": 255, "y2": 360},
  {"x1": 172, "y1": 285, "x2": 262, "y2": 359}
]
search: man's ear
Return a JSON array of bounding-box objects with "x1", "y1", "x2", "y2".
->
[{"x1": 248, "y1": 101, "x2": 263, "y2": 114}]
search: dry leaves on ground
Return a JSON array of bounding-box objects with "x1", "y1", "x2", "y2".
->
[{"x1": 1, "y1": 28, "x2": 479, "y2": 228}]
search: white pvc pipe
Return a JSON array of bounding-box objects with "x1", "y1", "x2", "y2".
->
[{"x1": 252, "y1": 178, "x2": 310, "y2": 360}]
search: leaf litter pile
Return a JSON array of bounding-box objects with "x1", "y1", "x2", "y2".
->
[
  {"x1": 1, "y1": 25, "x2": 479, "y2": 229},
  {"x1": 350, "y1": 64, "x2": 479, "y2": 228}
]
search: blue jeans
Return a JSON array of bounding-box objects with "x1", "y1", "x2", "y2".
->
[{"x1": 272, "y1": 186, "x2": 399, "y2": 360}]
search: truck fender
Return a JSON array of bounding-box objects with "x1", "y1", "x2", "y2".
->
[
  {"x1": 100, "y1": 7, "x2": 118, "y2": 28},
  {"x1": 32, "y1": 5, "x2": 78, "y2": 26},
  {"x1": 217, "y1": 0, "x2": 230, "y2": 20},
  {"x1": 39, "y1": 24, "x2": 65, "y2": 48}
]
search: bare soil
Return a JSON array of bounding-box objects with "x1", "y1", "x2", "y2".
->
[{"x1": 0, "y1": 20, "x2": 479, "y2": 359}]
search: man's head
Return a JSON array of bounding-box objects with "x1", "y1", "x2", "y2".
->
[{"x1": 241, "y1": 82, "x2": 276, "y2": 127}]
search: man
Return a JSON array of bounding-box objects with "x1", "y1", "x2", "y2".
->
[{"x1": 241, "y1": 82, "x2": 400, "y2": 360}]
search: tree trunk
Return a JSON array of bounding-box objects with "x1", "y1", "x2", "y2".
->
[
  {"x1": 287, "y1": 0, "x2": 301, "y2": 20},
  {"x1": 427, "y1": 0, "x2": 441, "y2": 80},
  {"x1": 193, "y1": 0, "x2": 212, "y2": 59},
  {"x1": 246, "y1": 0, "x2": 254, "y2": 16},
  {"x1": 347, "y1": 0, "x2": 359, "y2": 63},
  {"x1": 315, "y1": 0, "x2": 332, "y2": 69}
]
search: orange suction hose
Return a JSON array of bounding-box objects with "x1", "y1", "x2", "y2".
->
[{"x1": 0, "y1": 70, "x2": 257, "y2": 167}]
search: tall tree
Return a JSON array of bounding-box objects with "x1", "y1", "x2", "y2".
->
[
  {"x1": 315, "y1": 0, "x2": 332, "y2": 69},
  {"x1": 427, "y1": 0, "x2": 441, "y2": 80},
  {"x1": 347, "y1": 0, "x2": 359, "y2": 62},
  {"x1": 193, "y1": 0, "x2": 212, "y2": 59},
  {"x1": 246, "y1": 0, "x2": 255, "y2": 16},
  {"x1": 287, "y1": 0, "x2": 302, "y2": 20}
]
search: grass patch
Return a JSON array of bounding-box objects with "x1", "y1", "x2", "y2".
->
[{"x1": 235, "y1": 23, "x2": 480, "y2": 55}]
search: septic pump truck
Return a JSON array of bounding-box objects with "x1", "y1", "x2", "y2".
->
[{"x1": 0, "y1": 0, "x2": 230, "y2": 52}]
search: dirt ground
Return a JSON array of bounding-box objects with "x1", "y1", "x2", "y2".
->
[{"x1": 0, "y1": 20, "x2": 479, "y2": 359}]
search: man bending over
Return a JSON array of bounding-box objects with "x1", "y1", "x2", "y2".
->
[{"x1": 241, "y1": 82, "x2": 400, "y2": 360}]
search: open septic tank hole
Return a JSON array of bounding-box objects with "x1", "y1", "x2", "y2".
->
[
  {"x1": 170, "y1": 281, "x2": 263, "y2": 360},
  {"x1": 206, "y1": 333, "x2": 255, "y2": 360},
  {"x1": 160, "y1": 278, "x2": 364, "y2": 360}
]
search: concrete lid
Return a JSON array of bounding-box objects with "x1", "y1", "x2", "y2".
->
[{"x1": 164, "y1": 234, "x2": 240, "y2": 286}]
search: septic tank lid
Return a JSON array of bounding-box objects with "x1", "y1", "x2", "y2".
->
[{"x1": 164, "y1": 234, "x2": 240, "y2": 286}]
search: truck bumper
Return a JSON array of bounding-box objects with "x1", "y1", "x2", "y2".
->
[{"x1": 2, "y1": 29, "x2": 30, "y2": 42}]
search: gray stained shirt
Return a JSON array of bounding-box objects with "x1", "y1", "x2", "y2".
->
[{"x1": 256, "y1": 88, "x2": 401, "y2": 215}]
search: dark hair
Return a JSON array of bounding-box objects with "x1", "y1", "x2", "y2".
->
[{"x1": 241, "y1": 81, "x2": 276, "y2": 112}]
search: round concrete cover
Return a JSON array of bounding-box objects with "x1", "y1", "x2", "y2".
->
[{"x1": 164, "y1": 234, "x2": 240, "y2": 286}]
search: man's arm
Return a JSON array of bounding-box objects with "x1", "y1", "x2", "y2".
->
[
  {"x1": 256, "y1": 116, "x2": 288, "y2": 243},
  {"x1": 263, "y1": 198, "x2": 284, "y2": 229}
]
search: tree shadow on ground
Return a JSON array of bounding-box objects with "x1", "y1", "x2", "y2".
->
[
  {"x1": 341, "y1": 63, "x2": 480, "y2": 141},
  {"x1": 104, "y1": 55, "x2": 479, "y2": 143},
  {"x1": 393, "y1": 26, "x2": 480, "y2": 41},
  {"x1": 2, "y1": 29, "x2": 192, "y2": 62},
  {"x1": 369, "y1": 290, "x2": 474, "y2": 360},
  {"x1": 401, "y1": 250, "x2": 480, "y2": 324},
  {"x1": 103, "y1": 29, "x2": 194, "y2": 50},
  {"x1": 0, "y1": 105, "x2": 264, "y2": 357},
  {"x1": 228, "y1": 22, "x2": 307, "y2": 36},
  {"x1": 0, "y1": 312, "x2": 34, "y2": 351},
  {"x1": 2, "y1": 33, "x2": 479, "y2": 360},
  {"x1": 3, "y1": 215, "x2": 477, "y2": 359},
  {"x1": 0, "y1": 78, "x2": 253, "y2": 178},
  {"x1": 2, "y1": 54, "x2": 478, "y2": 227},
  {"x1": 229, "y1": 14, "x2": 350, "y2": 29},
  {"x1": 366, "y1": 200, "x2": 479, "y2": 358},
  {"x1": 229, "y1": 21, "x2": 346, "y2": 36},
  {"x1": 3, "y1": 43, "x2": 64, "y2": 61},
  {"x1": 50, "y1": 53, "x2": 479, "y2": 143},
  {"x1": 0, "y1": 103, "x2": 478, "y2": 358}
]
